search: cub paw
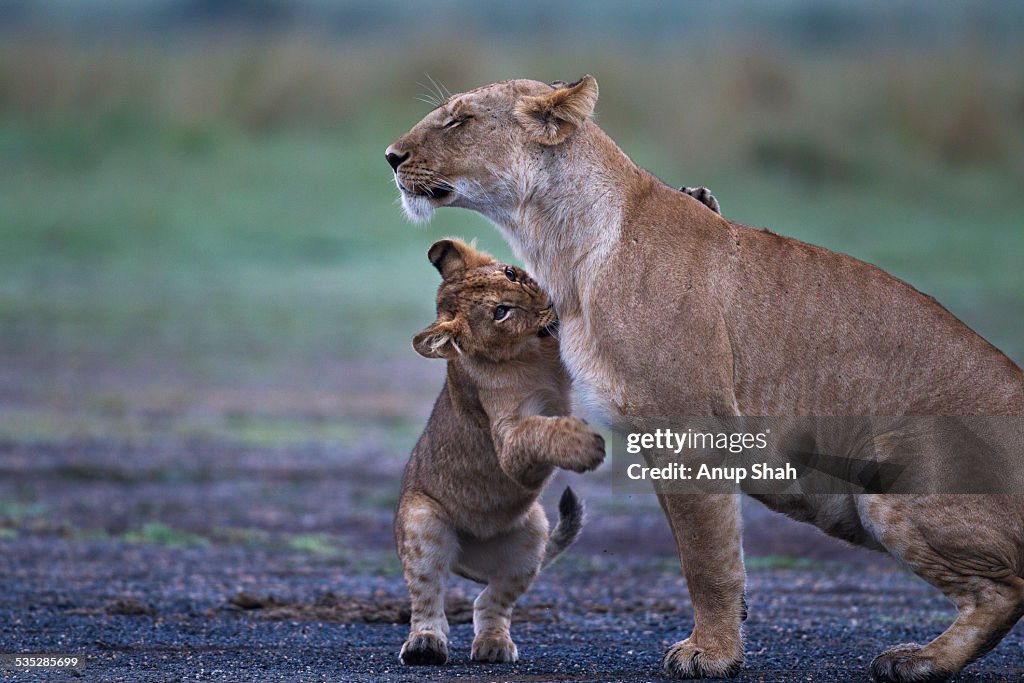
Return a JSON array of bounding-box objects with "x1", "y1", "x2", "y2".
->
[
  {"x1": 663, "y1": 638, "x2": 742, "y2": 679},
  {"x1": 680, "y1": 186, "x2": 721, "y2": 214},
  {"x1": 471, "y1": 632, "x2": 519, "y2": 663},
  {"x1": 869, "y1": 643, "x2": 951, "y2": 683},
  {"x1": 558, "y1": 418, "x2": 606, "y2": 472},
  {"x1": 575, "y1": 429, "x2": 606, "y2": 472},
  {"x1": 400, "y1": 631, "x2": 449, "y2": 665}
]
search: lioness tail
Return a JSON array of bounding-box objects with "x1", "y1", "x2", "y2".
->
[{"x1": 542, "y1": 487, "x2": 585, "y2": 567}]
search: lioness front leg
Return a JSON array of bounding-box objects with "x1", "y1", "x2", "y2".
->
[
  {"x1": 660, "y1": 493, "x2": 746, "y2": 679},
  {"x1": 494, "y1": 416, "x2": 605, "y2": 482},
  {"x1": 397, "y1": 495, "x2": 459, "y2": 665}
]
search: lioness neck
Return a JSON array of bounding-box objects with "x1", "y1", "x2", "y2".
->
[{"x1": 489, "y1": 123, "x2": 647, "y2": 315}]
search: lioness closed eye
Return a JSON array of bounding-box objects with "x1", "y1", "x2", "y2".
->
[{"x1": 395, "y1": 238, "x2": 604, "y2": 666}]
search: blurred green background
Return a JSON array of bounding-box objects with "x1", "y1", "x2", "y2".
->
[
  {"x1": 1, "y1": 0, "x2": 1023, "y2": 435},
  {"x1": 1, "y1": 6, "x2": 1023, "y2": 654}
]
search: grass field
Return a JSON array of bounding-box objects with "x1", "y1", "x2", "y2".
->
[
  {"x1": 2, "y1": 116, "x2": 1021, "y2": 380},
  {"x1": 1, "y1": 36, "x2": 1023, "y2": 400}
]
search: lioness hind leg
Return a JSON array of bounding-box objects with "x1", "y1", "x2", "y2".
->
[
  {"x1": 869, "y1": 578, "x2": 1024, "y2": 683},
  {"x1": 860, "y1": 496, "x2": 1024, "y2": 682},
  {"x1": 397, "y1": 495, "x2": 459, "y2": 665}
]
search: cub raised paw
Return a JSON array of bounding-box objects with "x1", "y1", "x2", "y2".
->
[{"x1": 548, "y1": 416, "x2": 605, "y2": 473}]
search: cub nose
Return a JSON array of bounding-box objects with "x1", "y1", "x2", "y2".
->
[{"x1": 385, "y1": 147, "x2": 410, "y2": 172}]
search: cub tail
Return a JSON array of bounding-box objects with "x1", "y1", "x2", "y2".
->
[{"x1": 542, "y1": 487, "x2": 585, "y2": 567}]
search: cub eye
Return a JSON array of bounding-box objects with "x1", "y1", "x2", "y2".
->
[
  {"x1": 493, "y1": 305, "x2": 511, "y2": 321},
  {"x1": 504, "y1": 267, "x2": 516, "y2": 282}
]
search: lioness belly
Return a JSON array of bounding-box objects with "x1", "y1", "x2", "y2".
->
[{"x1": 751, "y1": 493, "x2": 885, "y2": 551}]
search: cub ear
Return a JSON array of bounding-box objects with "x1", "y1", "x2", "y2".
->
[
  {"x1": 426, "y1": 238, "x2": 489, "y2": 279},
  {"x1": 412, "y1": 320, "x2": 460, "y2": 359},
  {"x1": 515, "y1": 75, "x2": 599, "y2": 145}
]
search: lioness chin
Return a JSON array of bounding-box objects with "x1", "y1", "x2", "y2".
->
[{"x1": 386, "y1": 76, "x2": 1024, "y2": 682}]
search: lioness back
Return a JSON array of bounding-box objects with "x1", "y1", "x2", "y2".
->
[{"x1": 599, "y1": 181, "x2": 1024, "y2": 418}]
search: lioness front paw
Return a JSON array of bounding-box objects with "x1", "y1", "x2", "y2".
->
[
  {"x1": 471, "y1": 631, "x2": 518, "y2": 663},
  {"x1": 400, "y1": 631, "x2": 448, "y2": 665},
  {"x1": 663, "y1": 638, "x2": 742, "y2": 679},
  {"x1": 869, "y1": 643, "x2": 951, "y2": 683}
]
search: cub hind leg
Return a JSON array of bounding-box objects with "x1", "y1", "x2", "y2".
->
[
  {"x1": 396, "y1": 493, "x2": 459, "y2": 665},
  {"x1": 455, "y1": 502, "x2": 548, "y2": 663},
  {"x1": 860, "y1": 495, "x2": 1024, "y2": 683}
]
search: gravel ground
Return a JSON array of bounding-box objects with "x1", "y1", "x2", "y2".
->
[
  {"x1": 2, "y1": 537, "x2": 1023, "y2": 682},
  {"x1": 1, "y1": 373, "x2": 1022, "y2": 682}
]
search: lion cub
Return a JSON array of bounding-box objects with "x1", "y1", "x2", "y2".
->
[{"x1": 396, "y1": 238, "x2": 605, "y2": 666}]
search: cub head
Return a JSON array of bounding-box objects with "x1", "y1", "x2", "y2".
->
[
  {"x1": 385, "y1": 76, "x2": 599, "y2": 223},
  {"x1": 412, "y1": 238, "x2": 557, "y2": 362}
]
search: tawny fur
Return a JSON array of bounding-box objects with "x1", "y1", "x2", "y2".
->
[
  {"x1": 387, "y1": 77, "x2": 1024, "y2": 682},
  {"x1": 395, "y1": 238, "x2": 603, "y2": 666}
]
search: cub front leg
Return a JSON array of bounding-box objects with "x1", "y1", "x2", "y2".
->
[
  {"x1": 396, "y1": 494, "x2": 459, "y2": 665},
  {"x1": 495, "y1": 416, "x2": 605, "y2": 484}
]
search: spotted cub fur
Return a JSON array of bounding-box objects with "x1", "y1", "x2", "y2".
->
[{"x1": 396, "y1": 238, "x2": 604, "y2": 665}]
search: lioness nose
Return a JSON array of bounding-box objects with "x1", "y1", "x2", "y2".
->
[{"x1": 385, "y1": 148, "x2": 410, "y2": 171}]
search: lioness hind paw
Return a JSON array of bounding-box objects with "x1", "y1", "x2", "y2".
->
[
  {"x1": 663, "y1": 639, "x2": 742, "y2": 679},
  {"x1": 869, "y1": 644, "x2": 952, "y2": 683},
  {"x1": 400, "y1": 631, "x2": 449, "y2": 665}
]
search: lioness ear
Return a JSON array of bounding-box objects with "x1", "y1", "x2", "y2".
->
[
  {"x1": 515, "y1": 75, "x2": 599, "y2": 145},
  {"x1": 426, "y1": 238, "x2": 491, "y2": 279},
  {"x1": 412, "y1": 320, "x2": 460, "y2": 359}
]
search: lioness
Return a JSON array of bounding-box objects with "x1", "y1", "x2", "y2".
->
[
  {"x1": 386, "y1": 77, "x2": 1024, "y2": 681},
  {"x1": 396, "y1": 238, "x2": 604, "y2": 665}
]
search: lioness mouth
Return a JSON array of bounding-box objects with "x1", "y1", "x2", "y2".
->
[{"x1": 415, "y1": 183, "x2": 452, "y2": 200}]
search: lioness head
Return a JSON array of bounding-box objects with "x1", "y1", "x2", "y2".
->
[
  {"x1": 413, "y1": 239, "x2": 557, "y2": 362},
  {"x1": 385, "y1": 76, "x2": 599, "y2": 223}
]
